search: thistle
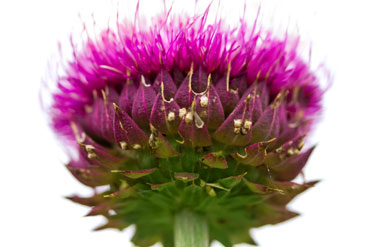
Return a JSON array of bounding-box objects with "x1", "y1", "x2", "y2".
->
[{"x1": 50, "y1": 6, "x2": 323, "y2": 247}]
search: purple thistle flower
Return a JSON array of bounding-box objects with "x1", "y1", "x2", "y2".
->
[{"x1": 49, "y1": 4, "x2": 324, "y2": 247}]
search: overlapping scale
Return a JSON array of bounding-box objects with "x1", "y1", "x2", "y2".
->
[{"x1": 65, "y1": 68, "x2": 318, "y2": 247}]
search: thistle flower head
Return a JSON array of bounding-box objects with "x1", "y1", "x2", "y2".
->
[{"x1": 51, "y1": 6, "x2": 323, "y2": 247}]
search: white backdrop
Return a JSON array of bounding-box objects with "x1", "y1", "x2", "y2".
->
[{"x1": 0, "y1": 0, "x2": 369, "y2": 246}]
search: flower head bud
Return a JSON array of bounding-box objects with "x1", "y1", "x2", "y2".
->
[{"x1": 51, "y1": 5, "x2": 324, "y2": 247}]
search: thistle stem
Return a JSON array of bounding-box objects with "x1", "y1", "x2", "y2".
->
[{"x1": 174, "y1": 210, "x2": 209, "y2": 247}]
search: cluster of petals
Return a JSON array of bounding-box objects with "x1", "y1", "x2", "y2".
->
[{"x1": 52, "y1": 11, "x2": 322, "y2": 140}]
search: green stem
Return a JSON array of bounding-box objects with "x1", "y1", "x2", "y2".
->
[{"x1": 174, "y1": 210, "x2": 209, "y2": 247}]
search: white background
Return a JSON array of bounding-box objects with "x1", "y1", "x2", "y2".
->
[{"x1": 1, "y1": 0, "x2": 369, "y2": 246}]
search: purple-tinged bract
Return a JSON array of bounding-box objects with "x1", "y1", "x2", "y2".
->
[{"x1": 51, "y1": 8, "x2": 323, "y2": 247}]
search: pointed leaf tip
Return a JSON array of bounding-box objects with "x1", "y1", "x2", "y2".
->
[
  {"x1": 218, "y1": 172, "x2": 247, "y2": 189},
  {"x1": 174, "y1": 172, "x2": 199, "y2": 181},
  {"x1": 231, "y1": 141, "x2": 271, "y2": 166},
  {"x1": 149, "y1": 132, "x2": 179, "y2": 158},
  {"x1": 200, "y1": 152, "x2": 228, "y2": 169},
  {"x1": 114, "y1": 168, "x2": 157, "y2": 179},
  {"x1": 272, "y1": 146, "x2": 316, "y2": 181}
]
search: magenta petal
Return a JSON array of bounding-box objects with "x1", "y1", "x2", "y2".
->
[
  {"x1": 131, "y1": 77, "x2": 157, "y2": 129},
  {"x1": 150, "y1": 94, "x2": 181, "y2": 134},
  {"x1": 113, "y1": 104, "x2": 149, "y2": 149}
]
